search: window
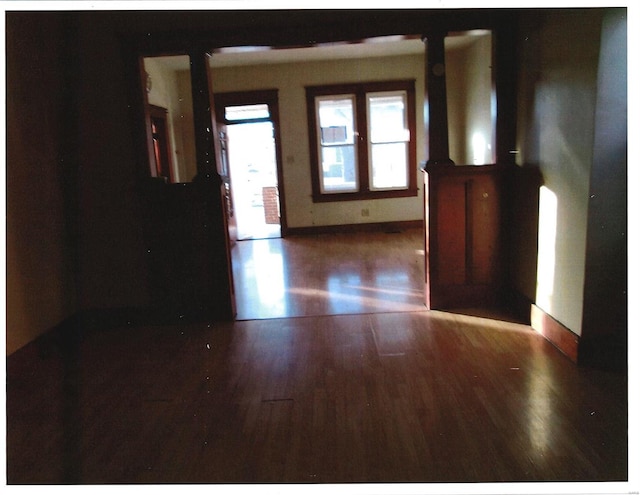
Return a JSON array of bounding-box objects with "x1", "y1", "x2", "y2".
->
[
  {"x1": 224, "y1": 103, "x2": 270, "y2": 122},
  {"x1": 306, "y1": 80, "x2": 417, "y2": 202}
]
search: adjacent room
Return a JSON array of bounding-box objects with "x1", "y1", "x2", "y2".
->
[{"x1": 140, "y1": 31, "x2": 496, "y2": 321}]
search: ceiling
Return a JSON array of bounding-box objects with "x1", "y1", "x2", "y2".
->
[
  {"x1": 150, "y1": 31, "x2": 489, "y2": 71},
  {"x1": 209, "y1": 37, "x2": 426, "y2": 68}
]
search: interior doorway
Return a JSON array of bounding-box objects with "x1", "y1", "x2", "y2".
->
[
  {"x1": 136, "y1": 32, "x2": 517, "y2": 327},
  {"x1": 214, "y1": 90, "x2": 286, "y2": 242},
  {"x1": 226, "y1": 120, "x2": 281, "y2": 240}
]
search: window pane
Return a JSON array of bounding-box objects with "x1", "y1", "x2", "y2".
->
[
  {"x1": 318, "y1": 97, "x2": 355, "y2": 145},
  {"x1": 368, "y1": 93, "x2": 408, "y2": 143},
  {"x1": 317, "y1": 96, "x2": 357, "y2": 193},
  {"x1": 370, "y1": 143, "x2": 408, "y2": 190},
  {"x1": 307, "y1": 84, "x2": 415, "y2": 199},
  {"x1": 225, "y1": 104, "x2": 270, "y2": 121},
  {"x1": 321, "y1": 145, "x2": 357, "y2": 192}
]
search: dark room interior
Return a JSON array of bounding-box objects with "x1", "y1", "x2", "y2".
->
[{"x1": 4, "y1": 5, "x2": 630, "y2": 488}]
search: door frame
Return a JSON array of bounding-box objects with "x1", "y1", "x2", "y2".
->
[
  {"x1": 128, "y1": 13, "x2": 516, "y2": 322},
  {"x1": 213, "y1": 89, "x2": 289, "y2": 236}
]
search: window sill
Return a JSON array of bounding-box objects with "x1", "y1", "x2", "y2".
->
[{"x1": 312, "y1": 187, "x2": 418, "y2": 203}]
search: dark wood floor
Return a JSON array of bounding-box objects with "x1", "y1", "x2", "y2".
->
[
  {"x1": 7, "y1": 310, "x2": 628, "y2": 484},
  {"x1": 6, "y1": 230, "x2": 629, "y2": 485}
]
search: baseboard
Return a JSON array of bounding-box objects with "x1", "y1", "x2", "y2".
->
[
  {"x1": 285, "y1": 219, "x2": 423, "y2": 237},
  {"x1": 530, "y1": 304, "x2": 580, "y2": 363}
]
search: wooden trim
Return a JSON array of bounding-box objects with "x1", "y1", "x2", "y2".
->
[
  {"x1": 530, "y1": 304, "x2": 580, "y2": 363},
  {"x1": 305, "y1": 79, "x2": 416, "y2": 95},
  {"x1": 405, "y1": 82, "x2": 418, "y2": 197},
  {"x1": 124, "y1": 11, "x2": 515, "y2": 56},
  {"x1": 213, "y1": 89, "x2": 279, "y2": 125},
  {"x1": 306, "y1": 79, "x2": 417, "y2": 203},
  {"x1": 464, "y1": 179, "x2": 474, "y2": 284},
  {"x1": 356, "y1": 90, "x2": 369, "y2": 193},
  {"x1": 270, "y1": 95, "x2": 288, "y2": 235},
  {"x1": 423, "y1": 171, "x2": 432, "y2": 309},
  {"x1": 139, "y1": 57, "x2": 157, "y2": 179},
  {"x1": 311, "y1": 187, "x2": 419, "y2": 203},
  {"x1": 423, "y1": 162, "x2": 502, "y2": 176},
  {"x1": 286, "y1": 219, "x2": 423, "y2": 237}
]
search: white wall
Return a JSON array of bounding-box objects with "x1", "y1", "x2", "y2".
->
[
  {"x1": 209, "y1": 54, "x2": 426, "y2": 229},
  {"x1": 446, "y1": 33, "x2": 493, "y2": 165},
  {"x1": 445, "y1": 43, "x2": 466, "y2": 164},
  {"x1": 465, "y1": 34, "x2": 494, "y2": 165},
  {"x1": 516, "y1": 10, "x2": 604, "y2": 336},
  {"x1": 175, "y1": 71, "x2": 198, "y2": 181}
]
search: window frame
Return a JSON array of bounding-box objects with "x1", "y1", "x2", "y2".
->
[{"x1": 306, "y1": 79, "x2": 418, "y2": 203}]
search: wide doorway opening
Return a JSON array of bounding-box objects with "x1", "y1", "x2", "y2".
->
[
  {"x1": 209, "y1": 38, "x2": 429, "y2": 321},
  {"x1": 135, "y1": 29, "x2": 523, "y2": 327}
]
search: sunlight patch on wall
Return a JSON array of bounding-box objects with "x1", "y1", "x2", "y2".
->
[
  {"x1": 535, "y1": 186, "x2": 558, "y2": 314},
  {"x1": 472, "y1": 131, "x2": 487, "y2": 165}
]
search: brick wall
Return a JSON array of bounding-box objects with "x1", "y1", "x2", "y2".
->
[{"x1": 262, "y1": 187, "x2": 280, "y2": 224}]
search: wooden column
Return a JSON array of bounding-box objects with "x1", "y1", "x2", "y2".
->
[
  {"x1": 187, "y1": 48, "x2": 236, "y2": 319},
  {"x1": 422, "y1": 28, "x2": 453, "y2": 310},
  {"x1": 423, "y1": 29, "x2": 454, "y2": 166},
  {"x1": 139, "y1": 49, "x2": 236, "y2": 322},
  {"x1": 189, "y1": 48, "x2": 219, "y2": 180}
]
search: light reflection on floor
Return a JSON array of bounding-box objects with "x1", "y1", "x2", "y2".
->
[
  {"x1": 249, "y1": 240, "x2": 287, "y2": 317},
  {"x1": 231, "y1": 230, "x2": 427, "y2": 320}
]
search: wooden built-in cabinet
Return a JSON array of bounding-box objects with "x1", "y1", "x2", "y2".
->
[{"x1": 423, "y1": 163, "x2": 504, "y2": 310}]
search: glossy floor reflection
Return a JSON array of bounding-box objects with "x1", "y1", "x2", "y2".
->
[
  {"x1": 7, "y1": 310, "x2": 628, "y2": 483},
  {"x1": 231, "y1": 229, "x2": 426, "y2": 320}
]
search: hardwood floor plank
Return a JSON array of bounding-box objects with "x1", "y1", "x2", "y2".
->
[{"x1": 7, "y1": 311, "x2": 627, "y2": 484}]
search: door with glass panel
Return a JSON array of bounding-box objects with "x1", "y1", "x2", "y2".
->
[{"x1": 214, "y1": 91, "x2": 285, "y2": 241}]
